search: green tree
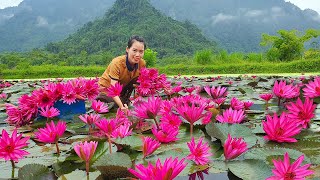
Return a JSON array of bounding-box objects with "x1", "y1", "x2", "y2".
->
[
  {"x1": 194, "y1": 49, "x2": 213, "y2": 65},
  {"x1": 143, "y1": 48, "x2": 157, "y2": 67},
  {"x1": 260, "y1": 29, "x2": 320, "y2": 61}
]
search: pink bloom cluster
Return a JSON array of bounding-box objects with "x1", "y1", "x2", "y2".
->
[
  {"x1": 0, "y1": 81, "x2": 12, "y2": 89},
  {"x1": 142, "y1": 136, "x2": 161, "y2": 158},
  {"x1": 286, "y1": 97, "x2": 316, "y2": 129},
  {"x1": 129, "y1": 157, "x2": 187, "y2": 180},
  {"x1": 187, "y1": 137, "x2": 212, "y2": 165},
  {"x1": 0, "y1": 129, "x2": 30, "y2": 162},
  {"x1": 223, "y1": 134, "x2": 248, "y2": 160},
  {"x1": 273, "y1": 80, "x2": 300, "y2": 100},
  {"x1": 263, "y1": 112, "x2": 301, "y2": 143},
  {"x1": 303, "y1": 76, "x2": 320, "y2": 98},
  {"x1": 267, "y1": 152, "x2": 314, "y2": 180},
  {"x1": 35, "y1": 121, "x2": 67, "y2": 144},
  {"x1": 216, "y1": 108, "x2": 246, "y2": 124},
  {"x1": 5, "y1": 78, "x2": 99, "y2": 127},
  {"x1": 136, "y1": 68, "x2": 171, "y2": 96},
  {"x1": 95, "y1": 116, "x2": 132, "y2": 139}
]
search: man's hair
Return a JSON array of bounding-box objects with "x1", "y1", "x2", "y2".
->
[{"x1": 127, "y1": 35, "x2": 146, "y2": 50}]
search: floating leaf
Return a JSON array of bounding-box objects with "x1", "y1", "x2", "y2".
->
[
  {"x1": 58, "y1": 170, "x2": 100, "y2": 180},
  {"x1": 18, "y1": 164, "x2": 54, "y2": 180},
  {"x1": 113, "y1": 134, "x2": 143, "y2": 150},
  {"x1": 93, "y1": 152, "x2": 132, "y2": 179},
  {"x1": 206, "y1": 123, "x2": 258, "y2": 148},
  {"x1": 227, "y1": 159, "x2": 273, "y2": 180},
  {"x1": 244, "y1": 147, "x2": 311, "y2": 165}
]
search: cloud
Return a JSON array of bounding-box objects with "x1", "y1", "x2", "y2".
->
[
  {"x1": 244, "y1": 10, "x2": 265, "y2": 17},
  {"x1": 271, "y1": 6, "x2": 286, "y2": 18},
  {"x1": 36, "y1": 16, "x2": 48, "y2": 27},
  {"x1": 211, "y1": 13, "x2": 236, "y2": 25}
]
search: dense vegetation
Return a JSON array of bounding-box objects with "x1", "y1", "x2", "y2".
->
[
  {"x1": 44, "y1": 0, "x2": 216, "y2": 58},
  {"x1": 1, "y1": 0, "x2": 320, "y2": 53}
]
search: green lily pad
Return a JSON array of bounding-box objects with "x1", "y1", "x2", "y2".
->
[
  {"x1": 58, "y1": 170, "x2": 100, "y2": 180},
  {"x1": 206, "y1": 123, "x2": 258, "y2": 148},
  {"x1": 227, "y1": 159, "x2": 273, "y2": 180},
  {"x1": 18, "y1": 163, "x2": 55, "y2": 180}
]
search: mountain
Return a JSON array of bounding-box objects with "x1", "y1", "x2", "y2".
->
[
  {"x1": 0, "y1": 0, "x2": 115, "y2": 52},
  {"x1": 150, "y1": 0, "x2": 320, "y2": 52},
  {"x1": 45, "y1": 0, "x2": 216, "y2": 57},
  {"x1": 1, "y1": 0, "x2": 319, "y2": 53}
]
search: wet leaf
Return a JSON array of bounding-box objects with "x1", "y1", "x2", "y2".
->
[
  {"x1": 93, "y1": 152, "x2": 132, "y2": 179},
  {"x1": 244, "y1": 147, "x2": 311, "y2": 165},
  {"x1": 227, "y1": 159, "x2": 272, "y2": 180},
  {"x1": 206, "y1": 123, "x2": 258, "y2": 148},
  {"x1": 19, "y1": 163, "x2": 55, "y2": 180},
  {"x1": 58, "y1": 170, "x2": 100, "y2": 180}
]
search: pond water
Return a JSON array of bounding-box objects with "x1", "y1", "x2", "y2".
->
[{"x1": 0, "y1": 75, "x2": 319, "y2": 179}]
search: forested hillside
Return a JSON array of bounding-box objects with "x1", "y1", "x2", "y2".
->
[
  {"x1": 0, "y1": 0, "x2": 115, "y2": 52},
  {"x1": 150, "y1": 0, "x2": 320, "y2": 52},
  {"x1": 45, "y1": 0, "x2": 216, "y2": 57},
  {"x1": 1, "y1": 0, "x2": 319, "y2": 53}
]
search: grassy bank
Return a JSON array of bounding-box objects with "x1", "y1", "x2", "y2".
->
[{"x1": 1, "y1": 59, "x2": 319, "y2": 79}]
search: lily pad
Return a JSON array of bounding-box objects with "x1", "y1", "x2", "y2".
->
[
  {"x1": 206, "y1": 123, "x2": 259, "y2": 148},
  {"x1": 227, "y1": 159, "x2": 273, "y2": 180}
]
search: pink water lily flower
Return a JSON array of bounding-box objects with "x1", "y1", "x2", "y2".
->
[
  {"x1": 95, "y1": 119, "x2": 117, "y2": 153},
  {"x1": 152, "y1": 124, "x2": 179, "y2": 143},
  {"x1": 267, "y1": 152, "x2": 314, "y2": 180},
  {"x1": 35, "y1": 121, "x2": 67, "y2": 155},
  {"x1": 286, "y1": 97, "x2": 316, "y2": 129},
  {"x1": 303, "y1": 76, "x2": 320, "y2": 98},
  {"x1": 142, "y1": 136, "x2": 161, "y2": 158},
  {"x1": 134, "y1": 96, "x2": 162, "y2": 129},
  {"x1": 273, "y1": 80, "x2": 300, "y2": 105},
  {"x1": 175, "y1": 101, "x2": 209, "y2": 136},
  {"x1": 223, "y1": 134, "x2": 248, "y2": 160},
  {"x1": 0, "y1": 129, "x2": 30, "y2": 162},
  {"x1": 259, "y1": 93, "x2": 273, "y2": 101},
  {"x1": 187, "y1": 137, "x2": 212, "y2": 165},
  {"x1": 91, "y1": 100, "x2": 109, "y2": 114},
  {"x1": 160, "y1": 113, "x2": 182, "y2": 129},
  {"x1": 128, "y1": 157, "x2": 187, "y2": 180},
  {"x1": 262, "y1": 112, "x2": 301, "y2": 143},
  {"x1": 204, "y1": 85, "x2": 228, "y2": 99},
  {"x1": 0, "y1": 93, "x2": 7, "y2": 99},
  {"x1": 111, "y1": 124, "x2": 132, "y2": 138},
  {"x1": 74, "y1": 141, "x2": 98, "y2": 175},
  {"x1": 79, "y1": 114, "x2": 101, "y2": 132},
  {"x1": 243, "y1": 101, "x2": 254, "y2": 110},
  {"x1": 61, "y1": 83, "x2": 77, "y2": 105},
  {"x1": 105, "y1": 82, "x2": 123, "y2": 97},
  {"x1": 5, "y1": 103, "x2": 24, "y2": 127},
  {"x1": 216, "y1": 108, "x2": 246, "y2": 124},
  {"x1": 39, "y1": 105, "x2": 60, "y2": 119},
  {"x1": 230, "y1": 97, "x2": 245, "y2": 110}
]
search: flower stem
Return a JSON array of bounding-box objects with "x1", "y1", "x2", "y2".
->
[
  {"x1": 190, "y1": 123, "x2": 193, "y2": 137},
  {"x1": 153, "y1": 118, "x2": 160, "y2": 130},
  {"x1": 55, "y1": 141, "x2": 60, "y2": 155},
  {"x1": 85, "y1": 161, "x2": 89, "y2": 176},
  {"x1": 11, "y1": 160, "x2": 15, "y2": 179},
  {"x1": 278, "y1": 98, "x2": 281, "y2": 106},
  {"x1": 108, "y1": 136, "x2": 112, "y2": 154}
]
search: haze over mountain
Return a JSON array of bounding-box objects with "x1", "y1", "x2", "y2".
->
[
  {"x1": 0, "y1": 0, "x2": 319, "y2": 53},
  {"x1": 0, "y1": 0, "x2": 115, "y2": 52}
]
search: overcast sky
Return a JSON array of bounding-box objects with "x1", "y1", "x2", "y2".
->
[{"x1": 0, "y1": 0, "x2": 320, "y2": 14}]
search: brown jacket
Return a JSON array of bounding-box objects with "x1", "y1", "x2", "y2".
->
[{"x1": 98, "y1": 55, "x2": 146, "y2": 88}]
